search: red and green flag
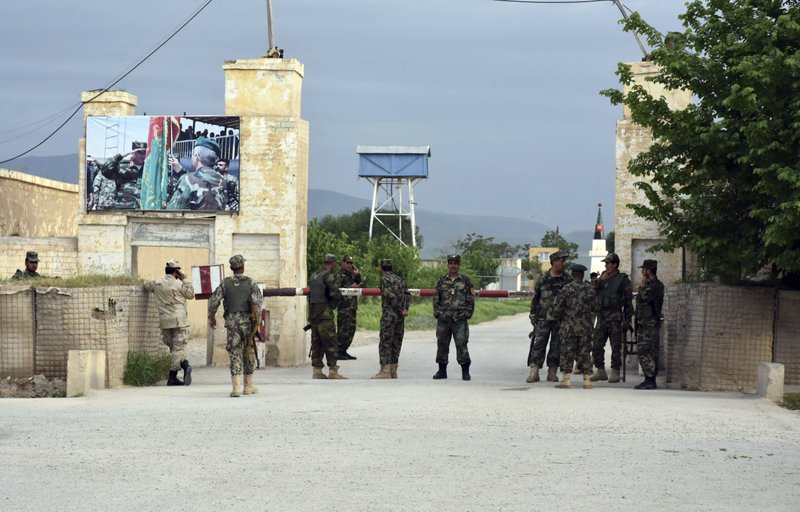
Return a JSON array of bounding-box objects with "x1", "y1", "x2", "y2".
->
[{"x1": 141, "y1": 116, "x2": 181, "y2": 209}]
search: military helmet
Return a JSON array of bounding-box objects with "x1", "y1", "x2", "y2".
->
[
  {"x1": 229, "y1": 254, "x2": 246, "y2": 269},
  {"x1": 324, "y1": 254, "x2": 337, "y2": 263}
]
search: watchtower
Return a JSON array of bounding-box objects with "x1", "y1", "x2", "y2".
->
[{"x1": 357, "y1": 145, "x2": 430, "y2": 247}]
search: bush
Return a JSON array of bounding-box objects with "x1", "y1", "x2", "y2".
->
[
  {"x1": 123, "y1": 351, "x2": 171, "y2": 386},
  {"x1": 780, "y1": 392, "x2": 800, "y2": 411}
]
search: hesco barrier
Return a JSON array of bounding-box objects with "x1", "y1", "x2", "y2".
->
[
  {"x1": 663, "y1": 283, "x2": 800, "y2": 391},
  {"x1": 0, "y1": 285, "x2": 162, "y2": 387}
]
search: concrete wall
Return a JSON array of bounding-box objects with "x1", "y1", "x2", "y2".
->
[
  {"x1": 663, "y1": 283, "x2": 800, "y2": 390},
  {"x1": 0, "y1": 236, "x2": 79, "y2": 279},
  {"x1": 614, "y1": 61, "x2": 693, "y2": 285},
  {"x1": 0, "y1": 169, "x2": 79, "y2": 237}
]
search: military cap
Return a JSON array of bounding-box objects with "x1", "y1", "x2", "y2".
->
[
  {"x1": 194, "y1": 137, "x2": 221, "y2": 158},
  {"x1": 602, "y1": 252, "x2": 620, "y2": 264},
  {"x1": 25, "y1": 250, "x2": 39, "y2": 262},
  {"x1": 131, "y1": 141, "x2": 147, "y2": 151},
  {"x1": 639, "y1": 259, "x2": 658, "y2": 271},
  {"x1": 165, "y1": 259, "x2": 181, "y2": 269},
  {"x1": 549, "y1": 251, "x2": 567, "y2": 262},
  {"x1": 229, "y1": 254, "x2": 246, "y2": 269},
  {"x1": 380, "y1": 258, "x2": 393, "y2": 268},
  {"x1": 571, "y1": 263, "x2": 588, "y2": 273},
  {"x1": 342, "y1": 255, "x2": 354, "y2": 263},
  {"x1": 324, "y1": 253, "x2": 337, "y2": 263},
  {"x1": 446, "y1": 254, "x2": 461, "y2": 263}
]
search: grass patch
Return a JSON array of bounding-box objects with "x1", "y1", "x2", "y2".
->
[
  {"x1": 0, "y1": 274, "x2": 144, "y2": 288},
  {"x1": 353, "y1": 297, "x2": 529, "y2": 331},
  {"x1": 780, "y1": 392, "x2": 800, "y2": 410},
  {"x1": 123, "y1": 351, "x2": 171, "y2": 386}
]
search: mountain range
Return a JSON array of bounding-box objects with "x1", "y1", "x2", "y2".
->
[{"x1": 3, "y1": 153, "x2": 595, "y2": 260}]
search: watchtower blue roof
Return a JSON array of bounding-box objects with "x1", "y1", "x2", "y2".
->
[{"x1": 357, "y1": 145, "x2": 431, "y2": 178}]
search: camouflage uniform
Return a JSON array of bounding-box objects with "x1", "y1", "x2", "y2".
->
[
  {"x1": 308, "y1": 268, "x2": 342, "y2": 369},
  {"x1": 99, "y1": 154, "x2": 143, "y2": 209},
  {"x1": 379, "y1": 270, "x2": 410, "y2": 365},
  {"x1": 592, "y1": 270, "x2": 633, "y2": 371},
  {"x1": 92, "y1": 171, "x2": 116, "y2": 211},
  {"x1": 635, "y1": 276, "x2": 664, "y2": 378},
  {"x1": 224, "y1": 174, "x2": 239, "y2": 211},
  {"x1": 12, "y1": 269, "x2": 40, "y2": 279},
  {"x1": 528, "y1": 270, "x2": 573, "y2": 368},
  {"x1": 143, "y1": 273, "x2": 194, "y2": 371},
  {"x1": 550, "y1": 280, "x2": 596, "y2": 374},
  {"x1": 433, "y1": 272, "x2": 475, "y2": 366},
  {"x1": 208, "y1": 274, "x2": 263, "y2": 376},
  {"x1": 334, "y1": 266, "x2": 362, "y2": 355},
  {"x1": 167, "y1": 167, "x2": 227, "y2": 210}
]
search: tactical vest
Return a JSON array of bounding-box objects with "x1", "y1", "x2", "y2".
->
[
  {"x1": 222, "y1": 276, "x2": 252, "y2": 316},
  {"x1": 598, "y1": 272, "x2": 626, "y2": 309},
  {"x1": 309, "y1": 270, "x2": 330, "y2": 304}
]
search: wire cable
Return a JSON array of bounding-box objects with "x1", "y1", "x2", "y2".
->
[{"x1": 0, "y1": 0, "x2": 214, "y2": 165}]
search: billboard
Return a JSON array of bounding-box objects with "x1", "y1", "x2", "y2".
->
[{"x1": 85, "y1": 116, "x2": 240, "y2": 212}]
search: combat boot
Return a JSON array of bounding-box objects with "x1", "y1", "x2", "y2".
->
[
  {"x1": 634, "y1": 376, "x2": 657, "y2": 390},
  {"x1": 243, "y1": 373, "x2": 258, "y2": 395},
  {"x1": 608, "y1": 368, "x2": 620, "y2": 383},
  {"x1": 555, "y1": 372, "x2": 571, "y2": 388},
  {"x1": 546, "y1": 366, "x2": 558, "y2": 382},
  {"x1": 526, "y1": 364, "x2": 540, "y2": 383},
  {"x1": 312, "y1": 367, "x2": 328, "y2": 379},
  {"x1": 389, "y1": 364, "x2": 398, "y2": 379},
  {"x1": 371, "y1": 364, "x2": 392, "y2": 379},
  {"x1": 167, "y1": 370, "x2": 184, "y2": 386},
  {"x1": 589, "y1": 368, "x2": 608, "y2": 382},
  {"x1": 461, "y1": 363, "x2": 471, "y2": 381},
  {"x1": 339, "y1": 351, "x2": 357, "y2": 360},
  {"x1": 328, "y1": 366, "x2": 348, "y2": 380},
  {"x1": 230, "y1": 374, "x2": 241, "y2": 397},
  {"x1": 433, "y1": 363, "x2": 447, "y2": 380},
  {"x1": 180, "y1": 360, "x2": 192, "y2": 386},
  {"x1": 583, "y1": 373, "x2": 593, "y2": 389}
]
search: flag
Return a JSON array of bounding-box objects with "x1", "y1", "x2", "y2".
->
[{"x1": 140, "y1": 116, "x2": 181, "y2": 209}]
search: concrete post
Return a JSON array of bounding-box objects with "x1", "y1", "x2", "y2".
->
[
  {"x1": 222, "y1": 58, "x2": 309, "y2": 366},
  {"x1": 757, "y1": 362, "x2": 784, "y2": 402},
  {"x1": 67, "y1": 349, "x2": 107, "y2": 397}
]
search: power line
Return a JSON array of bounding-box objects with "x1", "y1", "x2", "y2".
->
[{"x1": 0, "y1": 0, "x2": 215, "y2": 165}]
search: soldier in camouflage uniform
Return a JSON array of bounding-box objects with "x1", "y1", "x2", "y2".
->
[
  {"x1": 634, "y1": 259, "x2": 664, "y2": 390},
  {"x1": 92, "y1": 170, "x2": 117, "y2": 211},
  {"x1": 208, "y1": 255, "x2": 263, "y2": 397},
  {"x1": 167, "y1": 137, "x2": 227, "y2": 210},
  {"x1": 548, "y1": 264, "x2": 596, "y2": 389},
  {"x1": 12, "y1": 251, "x2": 42, "y2": 280},
  {"x1": 527, "y1": 251, "x2": 573, "y2": 383},
  {"x1": 307, "y1": 254, "x2": 347, "y2": 379},
  {"x1": 432, "y1": 254, "x2": 475, "y2": 381},
  {"x1": 334, "y1": 254, "x2": 363, "y2": 360},
  {"x1": 143, "y1": 259, "x2": 194, "y2": 386},
  {"x1": 589, "y1": 252, "x2": 633, "y2": 383},
  {"x1": 372, "y1": 259, "x2": 411, "y2": 379},
  {"x1": 99, "y1": 141, "x2": 147, "y2": 209},
  {"x1": 213, "y1": 158, "x2": 239, "y2": 211}
]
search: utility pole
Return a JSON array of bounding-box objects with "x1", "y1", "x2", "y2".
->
[{"x1": 265, "y1": 0, "x2": 283, "y2": 58}]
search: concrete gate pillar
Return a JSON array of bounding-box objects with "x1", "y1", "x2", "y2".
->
[{"x1": 222, "y1": 58, "x2": 309, "y2": 366}]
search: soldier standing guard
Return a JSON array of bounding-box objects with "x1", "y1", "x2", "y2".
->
[
  {"x1": 308, "y1": 254, "x2": 347, "y2": 380},
  {"x1": 634, "y1": 259, "x2": 664, "y2": 390},
  {"x1": 334, "y1": 255, "x2": 363, "y2": 360},
  {"x1": 527, "y1": 251, "x2": 573, "y2": 383},
  {"x1": 589, "y1": 252, "x2": 633, "y2": 383},
  {"x1": 432, "y1": 254, "x2": 475, "y2": 381},
  {"x1": 208, "y1": 255, "x2": 263, "y2": 397},
  {"x1": 143, "y1": 260, "x2": 195, "y2": 386},
  {"x1": 12, "y1": 251, "x2": 42, "y2": 280},
  {"x1": 372, "y1": 259, "x2": 411, "y2": 379},
  {"x1": 548, "y1": 264, "x2": 596, "y2": 389}
]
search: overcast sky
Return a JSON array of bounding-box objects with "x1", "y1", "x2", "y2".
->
[{"x1": 0, "y1": 0, "x2": 687, "y2": 233}]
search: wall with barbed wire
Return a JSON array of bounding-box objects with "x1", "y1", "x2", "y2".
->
[{"x1": 0, "y1": 285, "x2": 162, "y2": 386}]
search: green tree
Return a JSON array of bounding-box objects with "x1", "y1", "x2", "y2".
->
[
  {"x1": 315, "y1": 207, "x2": 423, "y2": 252},
  {"x1": 540, "y1": 230, "x2": 579, "y2": 260},
  {"x1": 448, "y1": 233, "x2": 520, "y2": 288},
  {"x1": 306, "y1": 219, "x2": 361, "y2": 280},
  {"x1": 602, "y1": 1, "x2": 800, "y2": 280}
]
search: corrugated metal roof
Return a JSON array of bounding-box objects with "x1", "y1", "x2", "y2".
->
[{"x1": 356, "y1": 145, "x2": 431, "y2": 156}]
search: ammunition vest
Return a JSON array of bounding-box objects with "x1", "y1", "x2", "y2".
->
[
  {"x1": 309, "y1": 270, "x2": 330, "y2": 304},
  {"x1": 222, "y1": 276, "x2": 252, "y2": 315},
  {"x1": 597, "y1": 272, "x2": 626, "y2": 309}
]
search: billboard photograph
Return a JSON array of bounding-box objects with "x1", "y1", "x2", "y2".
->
[{"x1": 86, "y1": 116, "x2": 240, "y2": 212}]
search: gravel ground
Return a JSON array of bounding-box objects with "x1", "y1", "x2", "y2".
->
[{"x1": 1, "y1": 313, "x2": 798, "y2": 512}]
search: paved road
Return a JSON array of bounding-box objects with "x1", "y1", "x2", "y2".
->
[{"x1": 2, "y1": 313, "x2": 798, "y2": 512}]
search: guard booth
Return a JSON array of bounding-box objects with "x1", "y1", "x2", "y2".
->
[{"x1": 357, "y1": 145, "x2": 430, "y2": 247}]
